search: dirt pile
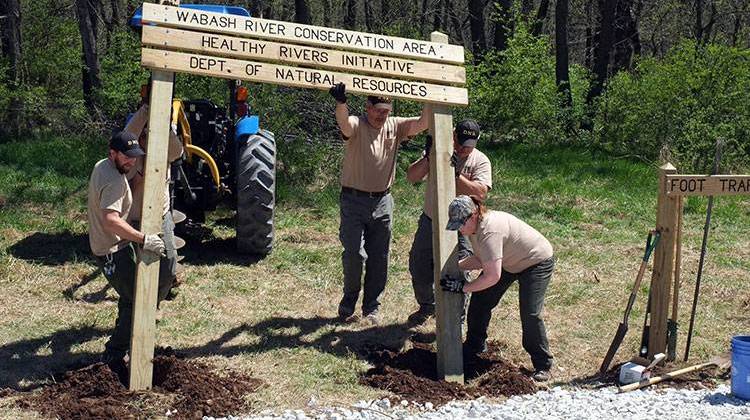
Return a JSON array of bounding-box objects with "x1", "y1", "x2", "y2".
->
[
  {"x1": 153, "y1": 355, "x2": 263, "y2": 418},
  {"x1": 361, "y1": 342, "x2": 537, "y2": 405},
  {"x1": 16, "y1": 354, "x2": 263, "y2": 419}
]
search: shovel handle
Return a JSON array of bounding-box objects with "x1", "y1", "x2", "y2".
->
[
  {"x1": 643, "y1": 230, "x2": 660, "y2": 262},
  {"x1": 618, "y1": 362, "x2": 713, "y2": 393}
]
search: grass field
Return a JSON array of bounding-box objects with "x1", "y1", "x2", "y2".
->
[{"x1": 1, "y1": 134, "x2": 749, "y2": 416}]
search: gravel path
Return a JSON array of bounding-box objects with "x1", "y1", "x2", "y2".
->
[{"x1": 210, "y1": 384, "x2": 750, "y2": 420}]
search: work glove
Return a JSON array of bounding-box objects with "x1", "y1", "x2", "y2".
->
[
  {"x1": 449, "y1": 152, "x2": 461, "y2": 178},
  {"x1": 329, "y1": 82, "x2": 347, "y2": 104},
  {"x1": 423, "y1": 135, "x2": 433, "y2": 158},
  {"x1": 440, "y1": 274, "x2": 465, "y2": 293},
  {"x1": 143, "y1": 233, "x2": 166, "y2": 257}
]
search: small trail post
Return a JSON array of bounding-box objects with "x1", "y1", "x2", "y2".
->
[
  {"x1": 647, "y1": 163, "x2": 679, "y2": 358},
  {"x1": 645, "y1": 157, "x2": 750, "y2": 361},
  {"x1": 131, "y1": 2, "x2": 468, "y2": 389}
]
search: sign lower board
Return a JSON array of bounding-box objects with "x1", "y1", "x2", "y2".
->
[
  {"x1": 141, "y1": 3, "x2": 465, "y2": 65},
  {"x1": 666, "y1": 175, "x2": 750, "y2": 196},
  {"x1": 141, "y1": 48, "x2": 469, "y2": 106},
  {"x1": 142, "y1": 26, "x2": 466, "y2": 85}
]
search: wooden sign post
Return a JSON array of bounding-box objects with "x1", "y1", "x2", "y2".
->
[
  {"x1": 131, "y1": 2, "x2": 468, "y2": 390},
  {"x1": 129, "y1": 0, "x2": 179, "y2": 392},
  {"x1": 645, "y1": 166, "x2": 750, "y2": 360}
]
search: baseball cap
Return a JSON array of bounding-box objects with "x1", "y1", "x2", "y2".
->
[
  {"x1": 109, "y1": 131, "x2": 145, "y2": 157},
  {"x1": 455, "y1": 119, "x2": 481, "y2": 147},
  {"x1": 446, "y1": 195, "x2": 477, "y2": 231},
  {"x1": 367, "y1": 95, "x2": 393, "y2": 110}
]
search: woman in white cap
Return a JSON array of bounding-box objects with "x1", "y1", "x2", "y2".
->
[{"x1": 441, "y1": 195, "x2": 555, "y2": 382}]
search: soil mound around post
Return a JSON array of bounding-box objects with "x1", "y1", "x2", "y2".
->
[
  {"x1": 152, "y1": 354, "x2": 264, "y2": 418},
  {"x1": 15, "y1": 352, "x2": 263, "y2": 419},
  {"x1": 360, "y1": 341, "x2": 537, "y2": 405}
]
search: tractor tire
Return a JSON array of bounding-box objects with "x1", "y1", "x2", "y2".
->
[{"x1": 236, "y1": 130, "x2": 276, "y2": 256}]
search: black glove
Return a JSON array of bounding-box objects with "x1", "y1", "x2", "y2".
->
[
  {"x1": 449, "y1": 151, "x2": 461, "y2": 178},
  {"x1": 329, "y1": 82, "x2": 347, "y2": 104},
  {"x1": 423, "y1": 135, "x2": 433, "y2": 158},
  {"x1": 440, "y1": 274, "x2": 465, "y2": 293}
]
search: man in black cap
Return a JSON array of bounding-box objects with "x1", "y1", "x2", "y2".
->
[
  {"x1": 87, "y1": 131, "x2": 172, "y2": 377},
  {"x1": 405, "y1": 119, "x2": 492, "y2": 325}
]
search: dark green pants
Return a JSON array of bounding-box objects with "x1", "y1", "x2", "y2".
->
[
  {"x1": 96, "y1": 240, "x2": 174, "y2": 359},
  {"x1": 466, "y1": 257, "x2": 555, "y2": 370}
]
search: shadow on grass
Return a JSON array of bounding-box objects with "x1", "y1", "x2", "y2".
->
[
  {"x1": 178, "y1": 236, "x2": 265, "y2": 266},
  {"x1": 179, "y1": 315, "x2": 413, "y2": 363},
  {"x1": 0, "y1": 316, "x2": 410, "y2": 391},
  {"x1": 0, "y1": 325, "x2": 109, "y2": 390},
  {"x1": 62, "y1": 267, "x2": 115, "y2": 304},
  {"x1": 7, "y1": 231, "x2": 92, "y2": 266}
]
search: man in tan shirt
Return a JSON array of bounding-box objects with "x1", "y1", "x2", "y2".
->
[
  {"x1": 329, "y1": 82, "x2": 430, "y2": 324},
  {"x1": 87, "y1": 131, "x2": 169, "y2": 376},
  {"x1": 405, "y1": 119, "x2": 492, "y2": 324}
]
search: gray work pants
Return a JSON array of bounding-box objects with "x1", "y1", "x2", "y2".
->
[
  {"x1": 466, "y1": 257, "x2": 555, "y2": 370},
  {"x1": 338, "y1": 190, "x2": 393, "y2": 315},
  {"x1": 408, "y1": 212, "x2": 472, "y2": 312}
]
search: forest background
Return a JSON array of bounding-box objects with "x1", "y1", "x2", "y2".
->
[{"x1": 0, "y1": 0, "x2": 749, "y2": 172}]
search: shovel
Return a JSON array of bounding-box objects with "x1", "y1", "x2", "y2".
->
[
  {"x1": 618, "y1": 353, "x2": 731, "y2": 393},
  {"x1": 599, "y1": 230, "x2": 660, "y2": 375}
]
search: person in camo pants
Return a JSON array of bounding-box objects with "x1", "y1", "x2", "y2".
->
[{"x1": 329, "y1": 82, "x2": 429, "y2": 325}]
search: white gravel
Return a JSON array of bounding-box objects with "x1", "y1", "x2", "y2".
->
[{"x1": 206, "y1": 384, "x2": 749, "y2": 420}]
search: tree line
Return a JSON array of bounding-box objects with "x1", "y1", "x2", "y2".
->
[{"x1": 0, "y1": 1, "x2": 749, "y2": 169}]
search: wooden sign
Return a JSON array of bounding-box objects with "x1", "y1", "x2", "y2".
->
[
  {"x1": 142, "y1": 26, "x2": 466, "y2": 85},
  {"x1": 666, "y1": 175, "x2": 750, "y2": 196},
  {"x1": 141, "y1": 3, "x2": 465, "y2": 64},
  {"x1": 141, "y1": 49, "x2": 469, "y2": 106}
]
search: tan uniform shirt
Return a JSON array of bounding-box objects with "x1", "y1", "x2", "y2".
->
[
  {"x1": 340, "y1": 115, "x2": 416, "y2": 192},
  {"x1": 423, "y1": 148, "x2": 492, "y2": 219},
  {"x1": 87, "y1": 158, "x2": 132, "y2": 256},
  {"x1": 469, "y1": 210, "x2": 553, "y2": 273}
]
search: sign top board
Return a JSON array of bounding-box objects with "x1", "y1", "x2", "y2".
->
[
  {"x1": 141, "y1": 3, "x2": 465, "y2": 65},
  {"x1": 665, "y1": 174, "x2": 750, "y2": 196}
]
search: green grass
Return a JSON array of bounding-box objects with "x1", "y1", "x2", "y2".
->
[{"x1": 1, "y1": 134, "x2": 749, "y2": 415}]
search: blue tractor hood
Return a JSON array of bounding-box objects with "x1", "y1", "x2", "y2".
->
[{"x1": 129, "y1": 4, "x2": 250, "y2": 28}]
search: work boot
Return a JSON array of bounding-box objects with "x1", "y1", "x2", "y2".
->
[
  {"x1": 338, "y1": 301, "x2": 358, "y2": 323},
  {"x1": 407, "y1": 306, "x2": 434, "y2": 326},
  {"x1": 102, "y1": 352, "x2": 128, "y2": 386},
  {"x1": 462, "y1": 340, "x2": 487, "y2": 358},
  {"x1": 362, "y1": 309, "x2": 381, "y2": 326},
  {"x1": 531, "y1": 369, "x2": 551, "y2": 382}
]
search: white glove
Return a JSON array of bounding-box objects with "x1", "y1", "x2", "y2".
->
[{"x1": 143, "y1": 233, "x2": 166, "y2": 256}]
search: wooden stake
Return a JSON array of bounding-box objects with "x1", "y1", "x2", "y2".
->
[
  {"x1": 129, "y1": 0, "x2": 178, "y2": 391},
  {"x1": 429, "y1": 31, "x2": 463, "y2": 384},
  {"x1": 647, "y1": 163, "x2": 678, "y2": 358}
]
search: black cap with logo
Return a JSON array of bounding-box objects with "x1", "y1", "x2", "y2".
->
[
  {"x1": 109, "y1": 131, "x2": 145, "y2": 157},
  {"x1": 455, "y1": 119, "x2": 481, "y2": 147}
]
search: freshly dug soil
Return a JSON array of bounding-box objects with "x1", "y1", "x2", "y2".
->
[
  {"x1": 361, "y1": 341, "x2": 537, "y2": 405},
  {"x1": 16, "y1": 354, "x2": 262, "y2": 419}
]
